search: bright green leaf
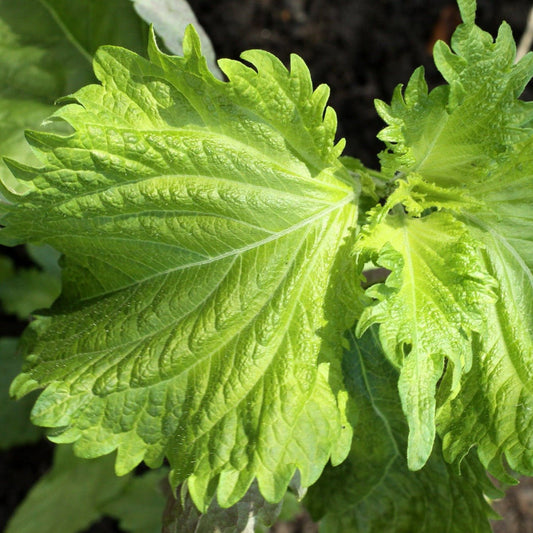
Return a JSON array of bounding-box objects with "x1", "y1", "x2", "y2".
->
[
  {"x1": 305, "y1": 330, "x2": 497, "y2": 533},
  {"x1": 437, "y1": 224, "x2": 533, "y2": 481},
  {"x1": 2, "y1": 27, "x2": 360, "y2": 509},
  {"x1": 376, "y1": 4, "x2": 533, "y2": 186},
  {"x1": 356, "y1": 209, "x2": 494, "y2": 468},
  {"x1": 362, "y1": 0, "x2": 533, "y2": 479}
]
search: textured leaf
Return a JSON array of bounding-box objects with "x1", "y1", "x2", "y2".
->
[
  {"x1": 2, "y1": 28, "x2": 360, "y2": 509},
  {"x1": 305, "y1": 330, "x2": 497, "y2": 533},
  {"x1": 131, "y1": 0, "x2": 222, "y2": 78},
  {"x1": 360, "y1": 0, "x2": 533, "y2": 478},
  {"x1": 376, "y1": 0, "x2": 533, "y2": 185},
  {"x1": 0, "y1": 337, "x2": 41, "y2": 449},
  {"x1": 5, "y1": 445, "x2": 131, "y2": 533},
  {"x1": 163, "y1": 481, "x2": 281, "y2": 533},
  {"x1": 356, "y1": 209, "x2": 494, "y2": 468},
  {"x1": 436, "y1": 220, "x2": 533, "y2": 480}
]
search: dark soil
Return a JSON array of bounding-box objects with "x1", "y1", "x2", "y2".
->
[{"x1": 2, "y1": 1, "x2": 533, "y2": 532}]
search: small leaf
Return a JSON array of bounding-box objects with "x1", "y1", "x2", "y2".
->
[{"x1": 356, "y1": 210, "x2": 495, "y2": 468}]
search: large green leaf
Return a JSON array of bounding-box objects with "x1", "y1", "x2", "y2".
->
[
  {"x1": 2, "y1": 28, "x2": 360, "y2": 509},
  {"x1": 305, "y1": 330, "x2": 497, "y2": 533},
  {"x1": 358, "y1": 0, "x2": 533, "y2": 478}
]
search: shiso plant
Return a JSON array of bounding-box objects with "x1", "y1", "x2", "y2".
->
[{"x1": 1, "y1": 0, "x2": 533, "y2": 531}]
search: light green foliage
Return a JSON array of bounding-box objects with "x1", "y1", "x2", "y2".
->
[
  {"x1": 357, "y1": 209, "x2": 494, "y2": 468},
  {"x1": 358, "y1": 0, "x2": 533, "y2": 478},
  {"x1": 2, "y1": 27, "x2": 360, "y2": 509},
  {"x1": 0, "y1": 337, "x2": 41, "y2": 449},
  {"x1": 305, "y1": 330, "x2": 497, "y2": 533},
  {"x1": 6, "y1": 444, "x2": 167, "y2": 533},
  {"x1": 2, "y1": 0, "x2": 533, "y2": 527},
  {"x1": 163, "y1": 481, "x2": 282, "y2": 532}
]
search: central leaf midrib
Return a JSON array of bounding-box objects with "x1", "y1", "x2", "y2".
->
[{"x1": 51, "y1": 191, "x2": 356, "y2": 302}]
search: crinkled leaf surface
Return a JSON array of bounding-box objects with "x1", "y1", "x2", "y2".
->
[
  {"x1": 5, "y1": 445, "x2": 130, "y2": 533},
  {"x1": 2, "y1": 28, "x2": 360, "y2": 509},
  {"x1": 305, "y1": 330, "x2": 497, "y2": 533},
  {"x1": 163, "y1": 481, "x2": 281, "y2": 533},
  {"x1": 376, "y1": 0, "x2": 533, "y2": 185},
  {"x1": 356, "y1": 209, "x2": 494, "y2": 469},
  {"x1": 362, "y1": 0, "x2": 533, "y2": 478},
  {"x1": 0, "y1": 337, "x2": 41, "y2": 449}
]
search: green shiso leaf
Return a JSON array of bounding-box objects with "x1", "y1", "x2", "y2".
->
[
  {"x1": 375, "y1": 0, "x2": 533, "y2": 186},
  {"x1": 305, "y1": 330, "x2": 497, "y2": 533},
  {"x1": 2, "y1": 27, "x2": 360, "y2": 509},
  {"x1": 356, "y1": 209, "x2": 495, "y2": 469},
  {"x1": 361, "y1": 0, "x2": 533, "y2": 479}
]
